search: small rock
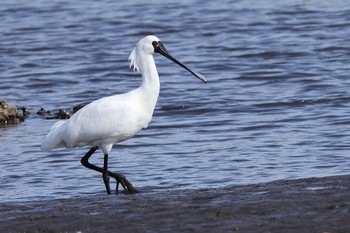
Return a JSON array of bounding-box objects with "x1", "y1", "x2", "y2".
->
[
  {"x1": 57, "y1": 109, "x2": 70, "y2": 119},
  {"x1": 37, "y1": 107, "x2": 51, "y2": 116},
  {"x1": 72, "y1": 103, "x2": 85, "y2": 113},
  {"x1": 21, "y1": 107, "x2": 31, "y2": 117}
]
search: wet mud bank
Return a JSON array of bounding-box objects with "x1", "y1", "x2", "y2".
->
[{"x1": 1, "y1": 175, "x2": 349, "y2": 233}]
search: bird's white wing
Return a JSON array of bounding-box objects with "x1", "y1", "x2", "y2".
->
[
  {"x1": 64, "y1": 92, "x2": 152, "y2": 148},
  {"x1": 42, "y1": 87, "x2": 155, "y2": 152}
]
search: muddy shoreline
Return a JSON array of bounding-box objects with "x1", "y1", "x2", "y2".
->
[{"x1": 1, "y1": 175, "x2": 349, "y2": 233}]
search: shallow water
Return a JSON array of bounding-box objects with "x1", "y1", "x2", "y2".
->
[{"x1": 1, "y1": 0, "x2": 350, "y2": 202}]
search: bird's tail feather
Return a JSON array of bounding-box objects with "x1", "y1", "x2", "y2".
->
[{"x1": 41, "y1": 121, "x2": 66, "y2": 151}]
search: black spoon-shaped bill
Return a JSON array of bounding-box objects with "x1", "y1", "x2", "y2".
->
[{"x1": 153, "y1": 41, "x2": 208, "y2": 84}]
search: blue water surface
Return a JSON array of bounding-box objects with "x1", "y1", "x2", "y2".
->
[{"x1": 1, "y1": 0, "x2": 350, "y2": 202}]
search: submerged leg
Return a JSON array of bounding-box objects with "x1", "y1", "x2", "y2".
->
[{"x1": 81, "y1": 146, "x2": 137, "y2": 194}]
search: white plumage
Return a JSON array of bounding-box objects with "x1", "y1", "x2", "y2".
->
[
  {"x1": 41, "y1": 35, "x2": 207, "y2": 194},
  {"x1": 41, "y1": 35, "x2": 160, "y2": 155}
]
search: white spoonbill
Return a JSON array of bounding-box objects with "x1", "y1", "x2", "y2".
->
[{"x1": 41, "y1": 35, "x2": 207, "y2": 195}]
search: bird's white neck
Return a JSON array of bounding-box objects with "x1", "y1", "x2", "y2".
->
[
  {"x1": 138, "y1": 54, "x2": 160, "y2": 108},
  {"x1": 138, "y1": 54, "x2": 160, "y2": 114}
]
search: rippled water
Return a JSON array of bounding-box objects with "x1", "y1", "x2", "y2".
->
[{"x1": 1, "y1": 0, "x2": 350, "y2": 202}]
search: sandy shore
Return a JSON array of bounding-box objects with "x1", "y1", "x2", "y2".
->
[{"x1": 1, "y1": 175, "x2": 350, "y2": 233}]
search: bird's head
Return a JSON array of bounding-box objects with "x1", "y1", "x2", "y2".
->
[
  {"x1": 129, "y1": 35, "x2": 159, "y2": 72},
  {"x1": 129, "y1": 35, "x2": 207, "y2": 83}
]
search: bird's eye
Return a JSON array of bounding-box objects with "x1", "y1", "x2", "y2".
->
[{"x1": 152, "y1": 41, "x2": 158, "y2": 47}]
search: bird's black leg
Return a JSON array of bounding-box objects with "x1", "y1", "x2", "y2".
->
[
  {"x1": 102, "y1": 153, "x2": 111, "y2": 194},
  {"x1": 80, "y1": 146, "x2": 110, "y2": 194},
  {"x1": 81, "y1": 146, "x2": 138, "y2": 194}
]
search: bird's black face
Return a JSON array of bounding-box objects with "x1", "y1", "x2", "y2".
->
[
  {"x1": 152, "y1": 41, "x2": 207, "y2": 83},
  {"x1": 152, "y1": 41, "x2": 167, "y2": 55}
]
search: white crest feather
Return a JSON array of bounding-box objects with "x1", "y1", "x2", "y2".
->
[{"x1": 128, "y1": 47, "x2": 139, "y2": 72}]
